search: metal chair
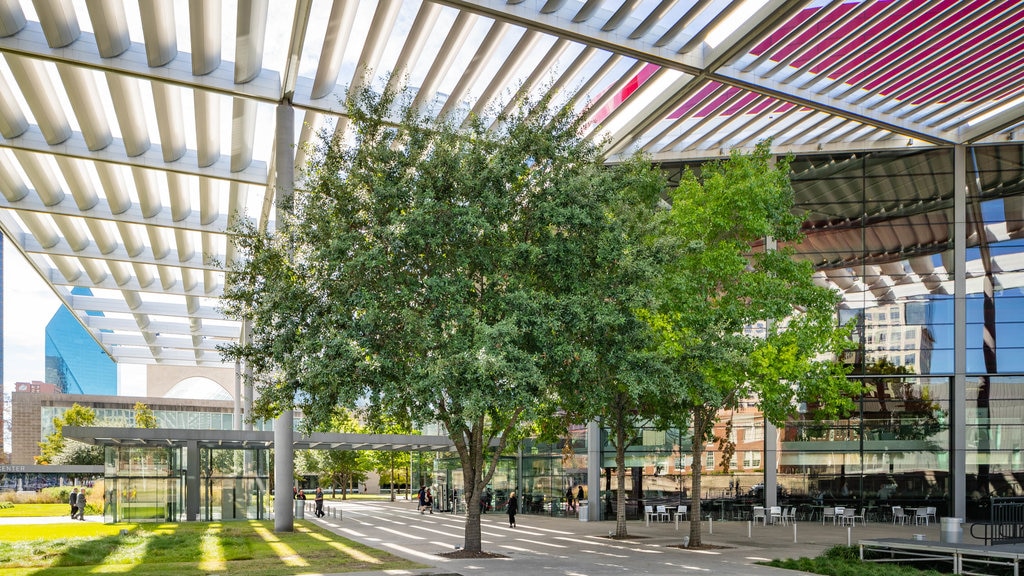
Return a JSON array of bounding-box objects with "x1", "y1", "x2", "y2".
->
[
  {"x1": 752, "y1": 506, "x2": 767, "y2": 526},
  {"x1": 915, "y1": 507, "x2": 929, "y2": 525},
  {"x1": 822, "y1": 506, "x2": 836, "y2": 525},
  {"x1": 674, "y1": 505, "x2": 688, "y2": 521},
  {"x1": 656, "y1": 505, "x2": 670, "y2": 522},
  {"x1": 783, "y1": 506, "x2": 797, "y2": 524},
  {"x1": 892, "y1": 506, "x2": 909, "y2": 525},
  {"x1": 769, "y1": 506, "x2": 784, "y2": 525},
  {"x1": 926, "y1": 506, "x2": 937, "y2": 524},
  {"x1": 644, "y1": 505, "x2": 657, "y2": 526}
]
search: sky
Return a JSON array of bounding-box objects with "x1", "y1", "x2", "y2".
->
[{"x1": 3, "y1": 235, "x2": 60, "y2": 387}]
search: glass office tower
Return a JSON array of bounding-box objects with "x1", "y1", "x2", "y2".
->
[{"x1": 44, "y1": 287, "x2": 117, "y2": 395}]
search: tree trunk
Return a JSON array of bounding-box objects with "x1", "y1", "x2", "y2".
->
[{"x1": 461, "y1": 424, "x2": 486, "y2": 553}]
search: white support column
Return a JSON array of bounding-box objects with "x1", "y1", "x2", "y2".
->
[
  {"x1": 233, "y1": 357, "x2": 242, "y2": 430},
  {"x1": 243, "y1": 317, "x2": 254, "y2": 431},
  {"x1": 273, "y1": 101, "x2": 295, "y2": 533},
  {"x1": 764, "y1": 420, "x2": 778, "y2": 508},
  {"x1": 953, "y1": 145, "x2": 967, "y2": 521},
  {"x1": 587, "y1": 419, "x2": 601, "y2": 521},
  {"x1": 764, "y1": 232, "x2": 778, "y2": 508}
]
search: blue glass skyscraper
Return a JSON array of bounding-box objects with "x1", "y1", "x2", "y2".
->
[{"x1": 44, "y1": 287, "x2": 116, "y2": 395}]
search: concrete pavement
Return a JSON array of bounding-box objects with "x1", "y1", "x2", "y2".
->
[{"x1": 305, "y1": 499, "x2": 978, "y2": 576}]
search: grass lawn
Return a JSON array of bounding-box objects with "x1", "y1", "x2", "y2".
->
[
  {"x1": 0, "y1": 504, "x2": 70, "y2": 518},
  {"x1": 0, "y1": 520, "x2": 423, "y2": 576}
]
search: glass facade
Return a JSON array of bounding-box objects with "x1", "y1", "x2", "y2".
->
[
  {"x1": 427, "y1": 144, "x2": 1024, "y2": 524},
  {"x1": 40, "y1": 406, "x2": 272, "y2": 439},
  {"x1": 44, "y1": 287, "x2": 117, "y2": 395},
  {"x1": 102, "y1": 445, "x2": 269, "y2": 523}
]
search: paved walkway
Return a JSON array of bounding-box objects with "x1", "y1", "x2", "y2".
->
[
  {"x1": 304, "y1": 499, "x2": 979, "y2": 576},
  {"x1": 0, "y1": 501, "x2": 980, "y2": 576}
]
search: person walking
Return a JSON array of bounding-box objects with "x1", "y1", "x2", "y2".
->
[
  {"x1": 507, "y1": 491, "x2": 518, "y2": 528},
  {"x1": 576, "y1": 485, "x2": 584, "y2": 507},
  {"x1": 76, "y1": 488, "x2": 87, "y2": 520},
  {"x1": 70, "y1": 488, "x2": 79, "y2": 519},
  {"x1": 417, "y1": 485, "x2": 427, "y2": 514},
  {"x1": 425, "y1": 488, "x2": 434, "y2": 514},
  {"x1": 565, "y1": 486, "x2": 576, "y2": 513},
  {"x1": 314, "y1": 487, "x2": 324, "y2": 518}
]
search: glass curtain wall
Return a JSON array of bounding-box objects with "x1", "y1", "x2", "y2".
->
[
  {"x1": 199, "y1": 448, "x2": 269, "y2": 521},
  {"x1": 426, "y1": 145, "x2": 1024, "y2": 523},
  {"x1": 103, "y1": 445, "x2": 182, "y2": 522}
]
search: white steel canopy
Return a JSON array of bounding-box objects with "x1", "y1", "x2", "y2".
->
[{"x1": 0, "y1": 0, "x2": 1022, "y2": 366}]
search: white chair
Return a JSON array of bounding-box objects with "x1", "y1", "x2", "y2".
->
[
  {"x1": 926, "y1": 506, "x2": 937, "y2": 524},
  {"x1": 644, "y1": 505, "x2": 657, "y2": 526},
  {"x1": 841, "y1": 507, "x2": 856, "y2": 526},
  {"x1": 822, "y1": 506, "x2": 835, "y2": 525},
  {"x1": 852, "y1": 507, "x2": 866, "y2": 525},
  {"x1": 769, "y1": 506, "x2": 784, "y2": 525},
  {"x1": 914, "y1": 507, "x2": 929, "y2": 525},
  {"x1": 656, "y1": 505, "x2": 670, "y2": 522},
  {"x1": 752, "y1": 506, "x2": 767, "y2": 526},
  {"x1": 674, "y1": 505, "x2": 688, "y2": 521},
  {"x1": 892, "y1": 506, "x2": 908, "y2": 525},
  {"x1": 783, "y1": 506, "x2": 797, "y2": 525}
]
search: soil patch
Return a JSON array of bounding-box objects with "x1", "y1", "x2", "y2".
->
[
  {"x1": 668, "y1": 543, "x2": 733, "y2": 550},
  {"x1": 437, "y1": 549, "x2": 508, "y2": 559}
]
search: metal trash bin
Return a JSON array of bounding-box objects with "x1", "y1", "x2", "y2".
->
[
  {"x1": 294, "y1": 499, "x2": 306, "y2": 519},
  {"x1": 579, "y1": 502, "x2": 589, "y2": 522},
  {"x1": 940, "y1": 517, "x2": 962, "y2": 543}
]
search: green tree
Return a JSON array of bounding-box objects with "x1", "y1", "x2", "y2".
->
[
  {"x1": 134, "y1": 402, "x2": 158, "y2": 429},
  {"x1": 220, "y1": 84, "x2": 660, "y2": 552},
  {"x1": 644, "y1": 143, "x2": 860, "y2": 547},
  {"x1": 37, "y1": 403, "x2": 100, "y2": 465},
  {"x1": 549, "y1": 157, "x2": 670, "y2": 538}
]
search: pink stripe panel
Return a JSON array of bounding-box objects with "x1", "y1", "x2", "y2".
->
[
  {"x1": 809, "y1": 0, "x2": 931, "y2": 75},
  {"x1": 790, "y1": 1, "x2": 891, "y2": 69},
  {"x1": 854, "y1": 0, "x2": 1002, "y2": 88},
  {"x1": 837, "y1": 0, "x2": 964, "y2": 83},
  {"x1": 589, "y1": 62, "x2": 660, "y2": 125},
  {"x1": 668, "y1": 82, "x2": 722, "y2": 119}
]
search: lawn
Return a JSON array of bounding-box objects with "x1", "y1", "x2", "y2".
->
[
  {"x1": 0, "y1": 520, "x2": 423, "y2": 576},
  {"x1": 0, "y1": 503, "x2": 70, "y2": 518}
]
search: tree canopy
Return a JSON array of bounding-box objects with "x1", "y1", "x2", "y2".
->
[
  {"x1": 220, "y1": 85, "x2": 664, "y2": 551},
  {"x1": 644, "y1": 142, "x2": 859, "y2": 547},
  {"x1": 36, "y1": 403, "x2": 100, "y2": 465}
]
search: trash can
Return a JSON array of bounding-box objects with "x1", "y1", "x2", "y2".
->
[
  {"x1": 940, "y1": 517, "x2": 962, "y2": 543},
  {"x1": 579, "y1": 502, "x2": 589, "y2": 522},
  {"x1": 294, "y1": 499, "x2": 306, "y2": 519}
]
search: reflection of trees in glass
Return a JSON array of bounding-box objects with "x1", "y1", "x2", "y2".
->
[{"x1": 863, "y1": 358, "x2": 946, "y2": 444}]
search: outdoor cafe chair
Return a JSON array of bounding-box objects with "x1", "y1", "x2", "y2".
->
[
  {"x1": 674, "y1": 505, "x2": 688, "y2": 521},
  {"x1": 644, "y1": 505, "x2": 657, "y2": 526},
  {"x1": 656, "y1": 505, "x2": 670, "y2": 522},
  {"x1": 822, "y1": 506, "x2": 836, "y2": 525},
  {"x1": 769, "y1": 506, "x2": 784, "y2": 525},
  {"x1": 783, "y1": 506, "x2": 797, "y2": 524},
  {"x1": 926, "y1": 506, "x2": 937, "y2": 524},
  {"x1": 892, "y1": 506, "x2": 909, "y2": 525},
  {"x1": 914, "y1": 507, "x2": 929, "y2": 525},
  {"x1": 841, "y1": 507, "x2": 857, "y2": 526},
  {"x1": 752, "y1": 506, "x2": 767, "y2": 526}
]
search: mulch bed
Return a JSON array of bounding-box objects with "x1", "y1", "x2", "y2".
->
[
  {"x1": 437, "y1": 549, "x2": 508, "y2": 559},
  {"x1": 667, "y1": 543, "x2": 733, "y2": 550}
]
